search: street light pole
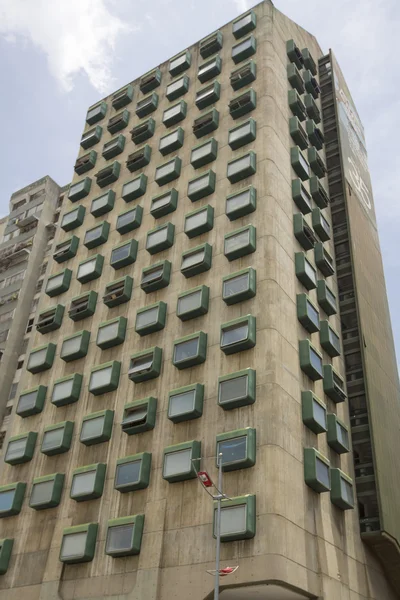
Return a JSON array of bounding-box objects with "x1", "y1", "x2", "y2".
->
[{"x1": 214, "y1": 452, "x2": 223, "y2": 600}]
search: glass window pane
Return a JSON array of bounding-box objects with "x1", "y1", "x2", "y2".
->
[
  {"x1": 160, "y1": 131, "x2": 179, "y2": 150},
  {"x1": 219, "y1": 375, "x2": 248, "y2": 404},
  {"x1": 90, "y1": 366, "x2": 112, "y2": 389},
  {"x1": 142, "y1": 266, "x2": 163, "y2": 285},
  {"x1": 111, "y1": 245, "x2": 130, "y2": 263},
  {"x1": 223, "y1": 273, "x2": 249, "y2": 298},
  {"x1": 52, "y1": 379, "x2": 73, "y2": 402},
  {"x1": 304, "y1": 259, "x2": 316, "y2": 284},
  {"x1": 130, "y1": 355, "x2": 153, "y2": 374},
  {"x1": 18, "y1": 390, "x2": 37, "y2": 412},
  {"x1": 226, "y1": 190, "x2": 251, "y2": 213},
  {"x1": 185, "y1": 209, "x2": 207, "y2": 233},
  {"x1": 0, "y1": 490, "x2": 14, "y2": 512},
  {"x1": 78, "y1": 259, "x2": 96, "y2": 278},
  {"x1": 225, "y1": 230, "x2": 250, "y2": 254},
  {"x1": 329, "y1": 328, "x2": 340, "y2": 350},
  {"x1": 306, "y1": 301, "x2": 319, "y2": 328},
  {"x1": 5, "y1": 438, "x2": 27, "y2": 461},
  {"x1": 218, "y1": 436, "x2": 247, "y2": 465},
  {"x1": 174, "y1": 338, "x2": 199, "y2": 362},
  {"x1": 42, "y1": 427, "x2": 64, "y2": 451},
  {"x1": 156, "y1": 161, "x2": 175, "y2": 179},
  {"x1": 117, "y1": 209, "x2": 136, "y2": 228},
  {"x1": 107, "y1": 524, "x2": 134, "y2": 552},
  {"x1": 123, "y1": 407, "x2": 148, "y2": 426},
  {"x1": 298, "y1": 152, "x2": 309, "y2": 174},
  {"x1": 169, "y1": 390, "x2": 196, "y2": 417},
  {"x1": 188, "y1": 174, "x2": 209, "y2": 195},
  {"x1": 152, "y1": 193, "x2": 172, "y2": 211},
  {"x1": 97, "y1": 322, "x2": 119, "y2": 345},
  {"x1": 233, "y1": 13, "x2": 252, "y2": 33},
  {"x1": 136, "y1": 307, "x2": 159, "y2": 329},
  {"x1": 341, "y1": 478, "x2": 353, "y2": 504},
  {"x1": 177, "y1": 290, "x2": 202, "y2": 315},
  {"x1": 198, "y1": 59, "x2": 217, "y2": 77},
  {"x1": 170, "y1": 54, "x2": 186, "y2": 71},
  {"x1": 71, "y1": 471, "x2": 96, "y2": 497},
  {"x1": 313, "y1": 400, "x2": 326, "y2": 428},
  {"x1": 337, "y1": 423, "x2": 349, "y2": 447},
  {"x1": 167, "y1": 78, "x2": 185, "y2": 95},
  {"x1": 221, "y1": 324, "x2": 249, "y2": 347},
  {"x1": 218, "y1": 505, "x2": 246, "y2": 535},
  {"x1": 196, "y1": 85, "x2": 214, "y2": 103},
  {"x1": 61, "y1": 532, "x2": 87, "y2": 559},
  {"x1": 192, "y1": 141, "x2": 212, "y2": 163},
  {"x1": 84, "y1": 226, "x2": 102, "y2": 244},
  {"x1": 326, "y1": 287, "x2": 336, "y2": 307},
  {"x1": 227, "y1": 155, "x2": 251, "y2": 177},
  {"x1": 316, "y1": 458, "x2": 330, "y2": 487},
  {"x1": 28, "y1": 348, "x2": 46, "y2": 369},
  {"x1": 31, "y1": 480, "x2": 54, "y2": 505},
  {"x1": 116, "y1": 460, "x2": 141, "y2": 487},
  {"x1": 81, "y1": 416, "x2": 105, "y2": 440},
  {"x1": 147, "y1": 227, "x2": 168, "y2": 248},
  {"x1": 163, "y1": 449, "x2": 192, "y2": 477},
  {"x1": 61, "y1": 336, "x2": 82, "y2": 356},
  {"x1": 46, "y1": 274, "x2": 63, "y2": 291},
  {"x1": 62, "y1": 209, "x2": 78, "y2": 225},
  {"x1": 310, "y1": 348, "x2": 322, "y2": 374},
  {"x1": 164, "y1": 105, "x2": 181, "y2": 121},
  {"x1": 233, "y1": 38, "x2": 251, "y2": 56},
  {"x1": 229, "y1": 122, "x2": 251, "y2": 144},
  {"x1": 182, "y1": 249, "x2": 205, "y2": 270}
]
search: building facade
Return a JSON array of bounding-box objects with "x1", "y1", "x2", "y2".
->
[{"x1": 0, "y1": 2, "x2": 398, "y2": 599}]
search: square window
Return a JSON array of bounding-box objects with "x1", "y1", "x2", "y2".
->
[
  {"x1": 95, "y1": 161, "x2": 121, "y2": 188},
  {"x1": 177, "y1": 285, "x2": 209, "y2": 321},
  {"x1": 291, "y1": 147, "x2": 310, "y2": 180},
  {"x1": 287, "y1": 63, "x2": 304, "y2": 94},
  {"x1": 195, "y1": 81, "x2": 221, "y2": 110},
  {"x1": 218, "y1": 368, "x2": 256, "y2": 410},
  {"x1": 306, "y1": 119, "x2": 324, "y2": 150},
  {"x1": 150, "y1": 189, "x2": 178, "y2": 218},
  {"x1": 0, "y1": 483, "x2": 26, "y2": 518},
  {"x1": 214, "y1": 495, "x2": 256, "y2": 542},
  {"x1": 228, "y1": 118, "x2": 256, "y2": 150},
  {"x1": 187, "y1": 170, "x2": 216, "y2": 201},
  {"x1": 288, "y1": 89, "x2": 307, "y2": 121},
  {"x1": 80, "y1": 126, "x2": 102, "y2": 149},
  {"x1": 317, "y1": 280, "x2": 337, "y2": 316},
  {"x1": 190, "y1": 138, "x2": 218, "y2": 169},
  {"x1": 173, "y1": 331, "x2": 207, "y2": 369},
  {"x1": 60, "y1": 330, "x2": 90, "y2": 362},
  {"x1": 53, "y1": 236, "x2": 79, "y2": 263},
  {"x1": 16, "y1": 385, "x2": 47, "y2": 417},
  {"x1": 121, "y1": 174, "x2": 148, "y2": 202},
  {"x1": 0, "y1": 539, "x2": 14, "y2": 574},
  {"x1": 314, "y1": 242, "x2": 335, "y2": 277},
  {"x1": 29, "y1": 473, "x2": 64, "y2": 510},
  {"x1": 141, "y1": 260, "x2": 171, "y2": 293},
  {"x1": 130, "y1": 118, "x2": 155, "y2": 144},
  {"x1": 304, "y1": 70, "x2": 320, "y2": 99},
  {"x1": 96, "y1": 317, "x2": 127, "y2": 350},
  {"x1": 222, "y1": 267, "x2": 256, "y2": 305},
  {"x1": 330, "y1": 469, "x2": 354, "y2": 510},
  {"x1": 320, "y1": 320, "x2": 341, "y2": 357},
  {"x1": 107, "y1": 109, "x2": 130, "y2": 134},
  {"x1": 305, "y1": 93, "x2": 321, "y2": 123},
  {"x1": 224, "y1": 225, "x2": 256, "y2": 261},
  {"x1": 226, "y1": 186, "x2": 256, "y2": 221},
  {"x1": 163, "y1": 440, "x2": 201, "y2": 482},
  {"x1": 5, "y1": 432, "x2": 37, "y2": 465},
  {"x1": 110, "y1": 240, "x2": 138, "y2": 269},
  {"x1": 301, "y1": 391, "x2": 327, "y2": 434},
  {"x1": 77, "y1": 254, "x2": 104, "y2": 283},
  {"x1": 220, "y1": 315, "x2": 256, "y2": 355},
  {"x1": 74, "y1": 150, "x2": 97, "y2": 175},
  {"x1": 83, "y1": 222, "x2": 110, "y2": 249},
  {"x1": 296, "y1": 293, "x2": 320, "y2": 333},
  {"x1": 103, "y1": 276, "x2": 133, "y2": 307},
  {"x1": 114, "y1": 453, "x2": 152, "y2": 492},
  {"x1": 86, "y1": 101, "x2": 107, "y2": 125},
  {"x1": 112, "y1": 84, "x2": 133, "y2": 108},
  {"x1": 232, "y1": 11, "x2": 256, "y2": 39},
  {"x1": 121, "y1": 397, "x2": 157, "y2": 434},
  {"x1": 299, "y1": 339, "x2": 323, "y2": 381},
  {"x1": 60, "y1": 523, "x2": 98, "y2": 564},
  {"x1": 27, "y1": 343, "x2": 56, "y2": 374},
  {"x1": 36, "y1": 304, "x2": 65, "y2": 334},
  {"x1": 292, "y1": 178, "x2": 312, "y2": 214},
  {"x1": 166, "y1": 75, "x2": 189, "y2": 101},
  {"x1": 126, "y1": 145, "x2": 152, "y2": 172},
  {"x1": 70, "y1": 463, "x2": 106, "y2": 502},
  {"x1": 181, "y1": 243, "x2": 212, "y2": 278},
  {"x1": 102, "y1": 134, "x2": 126, "y2": 160},
  {"x1": 289, "y1": 116, "x2": 308, "y2": 150},
  {"x1": 169, "y1": 50, "x2": 191, "y2": 76},
  {"x1": 89, "y1": 361, "x2": 121, "y2": 396},
  {"x1": 193, "y1": 108, "x2": 219, "y2": 138},
  {"x1": 312, "y1": 208, "x2": 331, "y2": 242},
  {"x1": 216, "y1": 428, "x2": 256, "y2": 472},
  {"x1": 200, "y1": 31, "x2": 223, "y2": 58},
  {"x1": 68, "y1": 178, "x2": 92, "y2": 202},
  {"x1": 295, "y1": 252, "x2": 317, "y2": 290},
  {"x1": 304, "y1": 448, "x2": 330, "y2": 493},
  {"x1": 327, "y1": 414, "x2": 350, "y2": 454},
  {"x1": 198, "y1": 55, "x2": 222, "y2": 83},
  {"x1": 232, "y1": 35, "x2": 256, "y2": 64},
  {"x1": 51, "y1": 374, "x2": 83, "y2": 407},
  {"x1": 162, "y1": 100, "x2": 187, "y2": 128},
  {"x1": 128, "y1": 348, "x2": 162, "y2": 383},
  {"x1": 116, "y1": 205, "x2": 143, "y2": 235},
  {"x1": 45, "y1": 269, "x2": 72, "y2": 297},
  {"x1": 140, "y1": 69, "x2": 161, "y2": 94},
  {"x1": 106, "y1": 515, "x2": 145, "y2": 557},
  {"x1": 69, "y1": 290, "x2": 98, "y2": 321},
  {"x1": 146, "y1": 222, "x2": 175, "y2": 254},
  {"x1": 230, "y1": 60, "x2": 256, "y2": 90},
  {"x1": 310, "y1": 176, "x2": 329, "y2": 208},
  {"x1": 155, "y1": 157, "x2": 182, "y2": 186},
  {"x1": 229, "y1": 88, "x2": 256, "y2": 119},
  {"x1": 135, "y1": 301, "x2": 167, "y2": 336},
  {"x1": 41, "y1": 421, "x2": 74, "y2": 456},
  {"x1": 159, "y1": 128, "x2": 184, "y2": 156},
  {"x1": 136, "y1": 93, "x2": 158, "y2": 118},
  {"x1": 308, "y1": 147, "x2": 326, "y2": 178},
  {"x1": 80, "y1": 410, "x2": 114, "y2": 446},
  {"x1": 61, "y1": 205, "x2": 86, "y2": 232},
  {"x1": 168, "y1": 383, "x2": 204, "y2": 423},
  {"x1": 184, "y1": 205, "x2": 214, "y2": 238}
]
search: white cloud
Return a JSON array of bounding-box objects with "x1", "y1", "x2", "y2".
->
[{"x1": 0, "y1": 0, "x2": 135, "y2": 93}]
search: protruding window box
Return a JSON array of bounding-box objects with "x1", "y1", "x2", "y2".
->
[
  {"x1": 159, "y1": 128, "x2": 184, "y2": 156},
  {"x1": 169, "y1": 50, "x2": 191, "y2": 76},
  {"x1": 184, "y1": 205, "x2": 214, "y2": 238},
  {"x1": 141, "y1": 260, "x2": 171, "y2": 293},
  {"x1": 287, "y1": 63, "x2": 304, "y2": 94},
  {"x1": 61, "y1": 205, "x2": 86, "y2": 231},
  {"x1": 327, "y1": 414, "x2": 350, "y2": 454},
  {"x1": 151, "y1": 189, "x2": 178, "y2": 218},
  {"x1": 60, "y1": 330, "x2": 90, "y2": 362},
  {"x1": 286, "y1": 39, "x2": 304, "y2": 70},
  {"x1": 74, "y1": 150, "x2": 97, "y2": 175},
  {"x1": 80, "y1": 409, "x2": 114, "y2": 446},
  {"x1": 308, "y1": 147, "x2": 326, "y2": 178},
  {"x1": 96, "y1": 316, "x2": 127, "y2": 350},
  {"x1": 166, "y1": 75, "x2": 189, "y2": 101},
  {"x1": 224, "y1": 225, "x2": 256, "y2": 261},
  {"x1": 80, "y1": 125, "x2": 102, "y2": 149},
  {"x1": 115, "y1": 454, "x2": 152, "y2": 491},
  {"x1": 320, "y1": 320, "x2": 341, "y2": 357},
  {"x1": 140, "y1": 68, "x2": 161, "y2": 94},
  {"x1": 216, "y1": 428, "x2": 256, "y2": 472},
  {"x1": 110, "y1": 240, "x2": 138, "y2": 269},
  {"x1": 288, "y1": 89, "x2": 307, "y2": 121},
  {"x1": 116, "y1": 205, "x2": 143, "y2": 234},
  {"x1": 77, "y1": 254, "x2": 104, "y2": 283},
  {"x1": 292, "y1": 179, "x2": 311, "y2": 214},
  {"x1": 306, "y1": 120, "x2": 324, "y2": 150},
  {"x1": 302, "y1": 48, "x2": 317, "y2": 75},
  {"x1": 86, "y1": 102, "x2": 107, "y2": 125},
  {"x1": 162, "y1": 100, "x2": 187, "y2": 128},
  {"x1": 193, "y1": 108, "x2": 219, "y2": 138},
  {"x1": 226, "y1": 186, "x2": 256, "y2": 221},
  {"x1": 27, "y1": 343, "x2": 56, "y2": 374},
  {"x1": 229, "y1": 88, "x2": 256, "y2": 119},
  {"x1": 60, "y1": 523, "x2": 98, "y2": 564},
  {"x1": 299, "y1": 339, "x2": 323, "y2": 381},
  {"x1": 0, "y1": 539, "x2": 14, "y2": 573},
  {"x1": 314, "y1": 243, "x2": 334, "y2": 277},
  {"x1": 291, "y1": 147, "x2": 310, "y2": 181},
  {"x1": 16, "y1": 385, "x2": 47, "y2": 418},
  {"x1": 230, "y1": 60, "x2": 256, "y2": 90},
  {"x1": 107, "y1": 109, "x2": 130, "y2": 134},
  {"x1": 304, "y1": 448, "x2": 330, "y2": 493},
  {"x1": 228, "y1": 118, "x2": 256, "y2": 150},
  {"x1": 69, "y1": 290, "x2": 97, "y2": 321},
  {"x1": 220, "y1": 315, "x2": 256, "y2": 355},
  {"x1": 304, "y1": 70, "x2": 321, "y2": 98},
  {"x1": 168, "y1": 383, "x2": 204, "y2": 423},
  {"x1": 155, "y1": 157, "x2": 182, "y2": 186},
  {"x1": 70, "y1": 463, "x2": 106, "y2": 502},
  {"x1": 330, "y1": 469, "x2": 354, "y2": 510},
  {"x1": 181, "y1": 243, "x2": 212, "y2": 278},
  {"x1": 126, "y1": 145, "x2": 152, "y2": 173},
  {"x1": 89, "y1": 361, "x2": 121, "y2": 396},
  {"x1": 289, "y1": 116, "x2": 308, "y2": 150},
  {"x1": 102, "y1": 134, "x2": 125, "y2": 160},
  {"x1": 191, "y1": 138, "x2": 218, "y2": 169},
  {"x1": 29, "y1": 473, "x2": 65, "y2": 510},
  {"x1": 232, "y1": 35, "x2": 256, "y2": 64},
  {"x1": 195, "y1": 81, "x2": 221, "y2": 110},
  {"x1": 136, "y1": 92, "x2": 158, "y2": 118},
  {"x1": 188, "y1": 170, "x2": 216, "y2": 201},
  {"x1": 222, "y1": 267, "x2": 256, "y2": 305},
  {"x1": 51, "y1": 374, "x2": 83, "y2": 407},
  {"x1": 128, "y1": 347, "x2": 162, "y2": 383},
  {"x1": 36, "y1": 304, "x2": 64, "y2": 335},
  {"x1": 122, "y1": 174, "x2": 147, "y2": 202},
  {"x1": 176, "y1": 285, "x2": 209, "y2": 321},
  {"x1": 135, "y1": 301, "x2": 167, "y2": 336},
  {"x1": 310, "y1": 176, "x2": 329, "y2": 208},
  {"x1": 173, "y1": 331, "x2": 207, "y2": 369},
  {"x1": 200, "y1": 31, "x2": 223, "y2": 58},
  {"x1": 131, "y1": 118, "x2": 155, "y2": 144},
  {"x1": 233, "y1": 10, "x2": 256, "y2": 39},
  {"x1": 227, "y1": 152, "x2": 256, "y2": 183},
  {"x1": 163, "y1": 440, "x2": 201, "y2": 483},
  {"x1": 295, "y1": 252, "x2": 317, "y2": 290},
  {"x1": 91, "y1": 190, "x2": 115, "y2": 217},
  {"x1": 214, "y1": 494, "x2": 256, "y2": 542},
  {"x1": 95, "y1": 161, "x2": 120, "y2": 188},
  {"x1": 312, "y1": 208, "x2": 330, "y2": 241},
  {"x1": 4, "y1": 432, "x2": 37, "y2": 465},
  {"x1": 305, "y1": 94, "x2": 321, "y2": 123},
  {"x1": 146, "y1": 222, "x2": 175, "y2": 254},
  {"x1": 198, "y1": 55, "x2": 222, "y2": 83},
  {"x1": 301, "y1": 391, "x2": 327, "y2": 434},
  {"x1": 103, "y1": 276, "x2": 133, "y2": 307},
  {"x1": 106, "y1": 515, "x2": 145, "y2": 557},
  {"x1": 317, "y1": 279, "x2": 337, "y2": 316},
  {"x1": 293, "y1": 213, "x2": 317, "y2": 251},
  {"x1": 53, "y1": 236, "x2": 79, "y2": 263},
  {"x1": 41, "y1": 421, "x2": 74, "y2": 456},
  {"x1": 68, "y1": 177, "x2": 91, "y2": 202},
  {"x1": 84, "y1": 221, "x2": 110, "y2": 249},
  {"x1": 112, "y1": 84, "x2": 133, "y2": 109},
  {"x1": 0, "y1": 483, "x2": 26, "y2": 518},
  {"x1": 218, "y1": 368, "x2": 256, "y2": 410},
  {"x1": 121, "y1": 398, "x2": 157, "y2": 434},
  {"x1": 296, "y1": 293, "x2": 320, "y2": 333}
]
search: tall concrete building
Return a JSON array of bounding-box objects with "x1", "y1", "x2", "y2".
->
[{"x1": 0, "y1": 2, "x2": 399, "y2": 599}]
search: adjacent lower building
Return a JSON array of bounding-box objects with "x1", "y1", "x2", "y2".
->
[{"x1": 0, "y1": 2, "x2": 399, "y2": 599}]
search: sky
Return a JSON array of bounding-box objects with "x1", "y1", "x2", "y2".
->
[{"x1": 0, "y1": 0, "x2": 399, "y2": 364}]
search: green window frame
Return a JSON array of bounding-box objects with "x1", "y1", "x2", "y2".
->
[
  {"x1": 106, "y1": 515, "x2": 145, "y2": 557},
  {"x1": 114, "y1": 453, "x2": 152, "y2": 491},
  {"x1": 317, "y1": 279, "x2": 337, "y2": 316},
  {"x1": 177, "y1": 285, "x2": 209, "y2": 321},
  {"x1": 229, "y1": 88, "x2": 256, "y2": 119},
  {"x1": 228, "y1": 118, "x2": 256, "y2": 150},
  {"x1": 95, "y1": 160, "x2": 120, "y2": 188},
  {"x1": 141, "y1": 260, "x2": 171, "y2": 293},
  {"x1": 136, "y1": 92, "x2": 158, "y2": 118},
  {"x1": 320, "y1": 320, "x2": 341, "y2": 357},
  {"x1": 135, "y1": 301, "x2": 167, "y2": 336},
  {"x1": 232, "y1": 34, "x2": 256, "y2": 64},
  {"x1": 80, "y1": 125, "x2": 102, "y2": 149},
  {"x1": 327, "y1": 413, "x2": 350, "y2": 454},
  {"x1": 27, "y1": 343, "x2": 56, "y2": 374},
  {"x1": 110, "y1": 240, "x2": 138, "y2": 269},
  {"x1": 29, "y1": 473, "x2": 65, "y2": 511},
  {"x1": 36, "y1": 304, "x2": 65, "y2": 334},
  {"x1": 230, "y1": 60, "x2": 256, "y2": 90},
  {"x1": 306, "y1": 119, "x2": 324, "y2": 150},
  {"x1": 315, "y1": 242, "x2": 335, "y2": 277},
  {"x1": 128, "y1": 347, "x2": 162, "y2": 383},
  {"x1": 295, "y1": 252, "x2": 317, "y2": 290},
  {"x1": 90, "y1": 190, "x2": 115, "y2": 217},
  {"x1": 288, "y1": 89, "x2": 307, "y2": 121},
  {"x1": 302, "y1": 48, "x2": 317, "y2": 75},
  {"x1": 60, "y1": 523, "x2": 98, "y2": 564},
  {"x1": 310, "y1": 176, "x2": 329, "y2": 208},
  {"x1": 224, "y1": 225, "x2": 256, "y2": 261},
  {"x1": 214, "y1": 494, "x2": 256, "y2": 542},
  {"x1": 103, "y1": 276, "x2": 133, "y2": 307},
  {"x1": 0, "y1": 482, "x2": 26, "y2": 518},
  {"x1": 168, "y1": 383, "x2": 204, "y2": 423},
  {"x1": 69, "y1": 290, "x2": 98, "y2": 321},
  {"x1": 190, "y1": 138, "x2": 218, "y2": 169},
  {"x1": 41, "y1": 421, "x2": 74, "y2": 456},
  {"x1": 140, "y1": 69, "x2": 161, "y2": 94},
  {"x1": 184, "y1": 205, "x2": 214, "y2": 238},
  {"x1": 121, "y1": 174, "x2": 147, "y2": 202},
  {"x1": 116, "y1": 205, "x2": 143, "y2": 235},
  {"x1": 218, "y1": 368, "x2": 256, "y2": 410},
  {"x1": 61, "y1": 205, "x2": 86, "y2": 232},
  {"x1": 292, "y1": 179, "x2": 312, "y2": 214},
  {"x1": 304, "y1": 448, "x2": 330, "y2": 493},
  {"x1": 107, "y1": 109, "x2": 130, "y2": 134},
  {"x1": 195, "y1": 81, "x2": 221, "y2": 110},
  {"x1": 86, "y1": 102, "x2": 107, "y2": 125},
  {"x1": 74, "y1": 150, "x2": 97, "y2": 175},
  {"x1": 289, "y1": 116, "x2": 308, "y2": 150},
  {"x1": 166, "y1": 75, "x2": 189, "y2": 101},
  {"x1": 146, "y1": 222, "x2": 175, "y2": 254},
  {"x1": 222, "y1": 267, "x2": 256, "y2": 305},
  {"x1": 89, "y1": 361, "x2": 121, "y2": 396},
  {"x1": 301, "y1": 391, "x2": 327, "y2": 434},
  {"x1": 220, "y1": 315, "x2": 256, "y2": 355},
  {"x1": 130, "y1": 117, "x2": 155, "y2": 144},
  {"x1": 4, "y1": 432, "x2": 37, "y2": 465},
  {"x1": 76, "y1": 254, "x2": 104, "y2": 283},
  {"x1": 0, "y1": 539, "x2": 14, "y2": 574},
  {"x1": 173, "y1": 331, "x2": 207, "y2": 369},
  {"x1": 70, "y1": 463, "x2": 106, "y2": 502},
  {"x1": 307, "y1": 147, "x2": 326, "y2": 178},
  {"x1": 163, "y1": 440, "x2": 201, "y2": 482},
  {"x1": 232, "y1": 10, "x2": 256, "y2": 39},
  {"x1": 198, "y1": 55, "x2": 222, "y2": 83},
  {"x1": 291, "y1": 146, "x2": 310, "y2": 180},
  {"x1": 304, "y1": 70, "x2": 320, "y2": 98},
  {"x1": 68, "y1": 177, "x2": 91, "y2": 202},
  {"x1": 155, "y1": 157, "x2": 182, "y2": 186},
  {"x1": 16, "y1": 385, "x2": 47, "y2": 418},
  {"x1": 287, "y1": 63, "x2": 304, "y2": 94},
  {"x1": 51, "y1": 374, "x2": 83, "y2": 407},
  {"x1": 150, "y1": 189, "x2": 178, "y2": 218},
  {"x1": 80, "y1": 409, "x2": 114, "y2": 446},
  {"x1": 200, "y1": 30, "x2": 223, "y2": 58},
  {"x1": 299, "y1": 339, "x2": 323, "y2": 381},
  {"x1": 181, "y1": 243, "x2": 212, "y2": 278},
  {"x1": 305, "y1": 94, "x2": 321, "y2": 123},
  {"x1": 83, "y1": 221, "x2": 110, "y2": 249},
  {"x1": 312, "y1": 208, "x2": 331, "y2": 242},
  {"x1": 159, "y1": 128, "x2": 184, "y2": 156},
  {"x1": 102, "y1": 134, "x2": 125, "y2": 160},
  {"x1": 187, "y1": 170, "x2": 216, "y2": 201},
  {"x1": 216, "y1": 428, "x2": 256, "y2": 472},
  {"x1": 53, "y1": 235, "x2": 79, "y2": 263},
  {"x1": 169, "y1": 50, "x2": 191, "y2": 76},
  {"x1": 293, "y1": 213, "x2": 317, "y2": 251},
  {"x1": 126, "y1": 145, "x2": 152, "y2": 172},
  {"x1": 162, "y1": 100, "x2": 187, "y2": 128},
  {"x1": 296, "y1": 293, "x2": 320, "y2": 333},
  {"x1": 60, "y1": 330, "x2": 90, "y2": 362},
  {"x1": 122, "y1": 398, "x2": 157, "y2": 435},
  {"x1": 286, "y1": 39, "x2": 304, "y2": 70},
  {"x1": 112, "y1": 84, "x2": 133, "y2": 109},
  {"x1": 323, "y1": 364, "x2": 347, "y2": 403},
  {"x1": 96, "y1": 316, "x2": 127, "y2": 349},
  {"x1": 193, "y1": 108, "x2": 219, "y2": 138},
  {"x1": 227, "y1": 151, "x2": 256, "y2": 183},
  {"x1": 226, "y1": 187, "x2": 256, "y2": 221},
  {"x1": 330, "y1": 469, "x2": 354, "y2": 510}
]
